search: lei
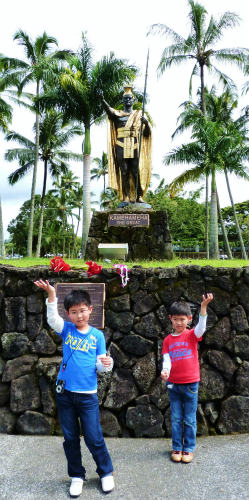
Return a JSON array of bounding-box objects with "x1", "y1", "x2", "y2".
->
[
  {"x1": 113, "y1": 263, "x2": 130, "y2": 287},
  {"x1": 50, "y1": 256, "x2": 70, "y2": 272}
]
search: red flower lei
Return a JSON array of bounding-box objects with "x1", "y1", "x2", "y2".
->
[{"x1": 50, "y1": 256, "x2": 71, "y2": 272}]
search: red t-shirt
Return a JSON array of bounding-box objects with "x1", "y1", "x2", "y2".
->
[{"x1": 162, "y1": 329, "x2": 202, "y2": 384}]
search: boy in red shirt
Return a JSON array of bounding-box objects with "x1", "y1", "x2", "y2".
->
[{"x1": 161, "y1": 293, "x2": 213, "y2": 463}]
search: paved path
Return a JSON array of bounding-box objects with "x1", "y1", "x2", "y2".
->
[{"x1": 0, "y1": 434, "x2": 249, "y2": 500}]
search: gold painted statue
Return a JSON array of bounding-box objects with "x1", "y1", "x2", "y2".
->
[{"x1": 99, "y1": 87, "x2": 152, "y2": 203}]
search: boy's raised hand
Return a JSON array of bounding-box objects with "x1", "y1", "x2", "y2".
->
[
  {"x1": 34, "y1": 279, "x2": 56, "y2": 302},
  {"x1": 200, "y1": 293, "x2": 213, "y2": 315}
]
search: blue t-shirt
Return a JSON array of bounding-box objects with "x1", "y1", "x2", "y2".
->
[{"x1": 56, "y1": 321, "x2": 106, "y2": 392}]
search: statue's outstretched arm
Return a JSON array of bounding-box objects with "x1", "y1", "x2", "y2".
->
[{"x1": 97, "y1": 90, "x2": 116, "y2": 118}]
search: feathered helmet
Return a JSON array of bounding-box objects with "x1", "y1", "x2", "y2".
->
[{"x1": 123, "y1": 86, "x2": 133, "y2": 97}]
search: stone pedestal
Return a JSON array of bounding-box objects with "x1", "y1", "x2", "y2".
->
[{"x1": 85, "y1": 210, "x2": 173, "y2": 260}]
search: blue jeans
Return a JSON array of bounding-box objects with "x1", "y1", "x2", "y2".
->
[
  {"x1": 56, "y1": 390, "x2": 113, "y2": 479},
  {"x1": 167, "y1": 382, "x2": 199, "y2": 453}
]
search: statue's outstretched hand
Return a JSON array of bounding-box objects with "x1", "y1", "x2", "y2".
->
[{"x1": 97, "y1": 89, "x2": 104, "y2": 100}]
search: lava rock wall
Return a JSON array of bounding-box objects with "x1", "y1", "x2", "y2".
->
[{"x1": 0, "y1": 264, "x2": 249, "y2": 436}]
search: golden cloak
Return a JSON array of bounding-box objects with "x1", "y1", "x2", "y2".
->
[{"x1": 107, "y1": 108, "x2": 152, "y2": 202}]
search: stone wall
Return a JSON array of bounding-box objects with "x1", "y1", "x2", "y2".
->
[{"x1": 0, "y1": 264, "x2": 249, "y2": 437}]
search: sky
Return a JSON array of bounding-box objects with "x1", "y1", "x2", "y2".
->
[{"x1": 1, "y1": 0, "x2": 249, "y2": 239}]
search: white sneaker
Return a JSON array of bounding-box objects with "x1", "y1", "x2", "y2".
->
[
  {"x1": 101, "y1": 474, "x2": 115, "y2": 493},
  {"x1": 69, "y1": 478, "x2": 84, "y2": 497}
]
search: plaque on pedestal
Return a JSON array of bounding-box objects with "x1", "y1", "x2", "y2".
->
[
  {"x1": 56, "y1": 283, "x2": 105, "y2": 329},
  {"x1": 108, "y1": 213, "x2": 149, "y2": 227}
]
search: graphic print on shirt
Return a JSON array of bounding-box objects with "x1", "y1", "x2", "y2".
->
[
  {"x1": 169, "y1": 340, "x2": 193, "y2": 362},
  {"x1": 65, "y1": 332, "x2": 97, "y2": 352}
]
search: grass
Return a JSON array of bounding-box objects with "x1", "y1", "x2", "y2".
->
[{"x1": 0, "y1": 257, "x2": 249, "y2": 269}]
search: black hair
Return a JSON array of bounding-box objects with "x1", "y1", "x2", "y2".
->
[
  {"x1": 64, "y1": 289, "x2": 91, "y2": 311},
  {"x1": 169, "y1": 301, "x2": 192, "y2": 317}
]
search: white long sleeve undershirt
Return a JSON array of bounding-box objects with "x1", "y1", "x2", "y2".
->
[
  {"x1": 46, "y1": 298, "x2": 113, "y2": 372},
  {"x1": 162, "y1": 314, "x2": 207, "y2": 375}
]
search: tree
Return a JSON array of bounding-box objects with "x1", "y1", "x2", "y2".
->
[
  {"x1": 164, "y1": 115, "x2": 231, "y2": 258},
  {"x1": 7, "y1": 189, "x2": 80, "y2": 257},
  {"x1": 166, "y1": 88, "x2": 249, "y2": 258},
  {"x1": 0, "y1": 68, "x2": 14, "y2": 258},
  {"x1": 48, "y1": 173, "x2": 81, "y2": 256},
  {"x1": 149, "y1": 0, "x2": 249, "y2": 256},
  {"x1": 39, "y1": 33, "x2": 138, "y2": 256},
  {"x1": 5, "y1": 110, "x2": 83, "y2": 256},
  {"x1": 145, "y1": 180, "x2": 206, "y2": 245},
  {"x1": 91, "y1": 152, "x2": 108, "y2": 193},
  {"x1": 204, "y1": 87, "x2": 249, "y2": 258},
  {"x1": 100, "y1": 187, "x2": 119, "y2": 210},
  {"x1": 222, "y1": 201, "x2": 249, "y2": 253},
  {"x1": 1, "y1": 30, "x2": 69, "y2": 256},
  {"x1": 7, "y1": 196, "x2": 41, "y2": 255}
]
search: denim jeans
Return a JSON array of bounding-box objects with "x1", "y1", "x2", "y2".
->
[
  {"x1": 167, "y1": 382, "x2": 199, "y2": 453},
  {"x1": 56, "y1": 390, "x2": 113, "y2": 479}
]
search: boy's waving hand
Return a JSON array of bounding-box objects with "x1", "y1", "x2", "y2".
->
[
  {"x1": 200, "y1": 293, "x2": 213, "y2": 316},
  {"x1": 34, "y1": 279, "x2": 56, "y2": 302}
]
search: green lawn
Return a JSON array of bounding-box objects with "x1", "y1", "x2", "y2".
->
[{"x1": 0, "y1": 257, "x2": 249, "y2": 269}]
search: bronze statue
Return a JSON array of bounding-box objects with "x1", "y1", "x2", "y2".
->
[{"x1": 99, "y1": 87, "x2": 152, "y2": 203}]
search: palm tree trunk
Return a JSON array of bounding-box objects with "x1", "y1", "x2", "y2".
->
[
  {"x1": 200, "y1": 64, "x2": 206, "y2": 114},
  {"x1": 27, "y1": 80, "x2": 40, "y2": 257},
  {"x1": 104, "y1": 173, "x2": 106, "y2": 194},
  {"x1": 0, "y1": 193, "x2": 6, "y2": 258},
  {"x1": 72, "y1": 212, "x2": 80, "y2": 257},
  {"x1": 217, "y1": 191, "x2": 232, "y2": 259},
  {"x1": 35, "y1": 159, "x2": 48, "y2": 258},
  {"x1": 209, "y1": 170, "x2": 219, "y2": 259},
  {"x1": 82, "y1": 127, "x2": 91, "y2": 258},
  {"x1": 224, "y1": 167, "x2": 247, "y2": 259},
  {"x1": 200, "y1": 63, "x2": 209, "y2": 258},
  {"x1": 205, "y1": 174, "x2": 209, "y2": 259}
]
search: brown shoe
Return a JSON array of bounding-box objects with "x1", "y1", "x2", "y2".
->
[
  {"x1": 182, "y1": 451, "x2": 194, "y2": 463},
  {"x1": 171, "y1": 450, "x2": 182, "y2": 462}
]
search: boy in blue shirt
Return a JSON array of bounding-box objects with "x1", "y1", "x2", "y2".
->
[{"x1": 34, "y1": 279, "x2": 114, "y2": 497}]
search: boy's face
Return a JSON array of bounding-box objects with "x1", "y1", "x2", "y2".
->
[
  {"x1": 169, "y1": 314, "x2": 192, "y2": 334},
  {"x1": 66, "y1": 302, "x2": 93, "y2": 330}
]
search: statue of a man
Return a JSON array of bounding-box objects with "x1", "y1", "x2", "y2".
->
[{"x1": 99, "y1": 87, "x2": 152, "y2": 203}]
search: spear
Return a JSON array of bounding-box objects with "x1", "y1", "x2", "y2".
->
[{"x1": 135, "y1": 49, "x2": 150, "y2": 202}]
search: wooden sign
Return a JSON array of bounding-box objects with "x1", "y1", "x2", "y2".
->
[
  {"x1": 108, "y1": 213, "x2": 149, "y2": 227},
  {"x1": 55, "y1": 283, "x2": 105, "y2": 329}
]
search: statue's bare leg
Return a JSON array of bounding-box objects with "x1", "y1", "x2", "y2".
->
[
  {"x1": 116, "y1": 146, "x2": 130, "y2": 201},
  {"x1": 120, "y1": 159, "x2": 130, "y2": 202},
  {"x1": 130, "y1": 159, "x2": 144, "y2": 202}
]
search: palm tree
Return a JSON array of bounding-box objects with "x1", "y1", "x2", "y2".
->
[
  {"x1": 221, "y1": 126, "x2": 249, "y2": 259},
  {"x1": 0, "y1": 30, "x2": 69, "y2": 256},
  {"x1": 170, "y1": 87, "x2": 249, "y2": 258},
  {"x1": 149, "y1": 0, "x2": 248, "y2": 110},
  {"x1": 0, "y1": 69, "x2": 13, "y2": 258},
  {"x1": 91, "y1": 152, "x2": 108, "y2": 193},
  {"x1": 165, "y1": 103, "x2": 249, "y2": 258},
  {"x1": 100, "y1": 187, "x2": 119, "y2": 210},
  {"x1": 48, "y1": 173, "x2": 81, "y2": 256},
  {"x1": 165, "y1": 118, "x2": 224, "y2": 258},
  {"x1": 5, "y1": 110, "x2": 83, "y2": 256},
  {"x1": 39, "y1": 33, "x2": 138, "y2": 256},
  {"x1": 149, "y1": 0, "x2": 249, "y2": 256}
]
